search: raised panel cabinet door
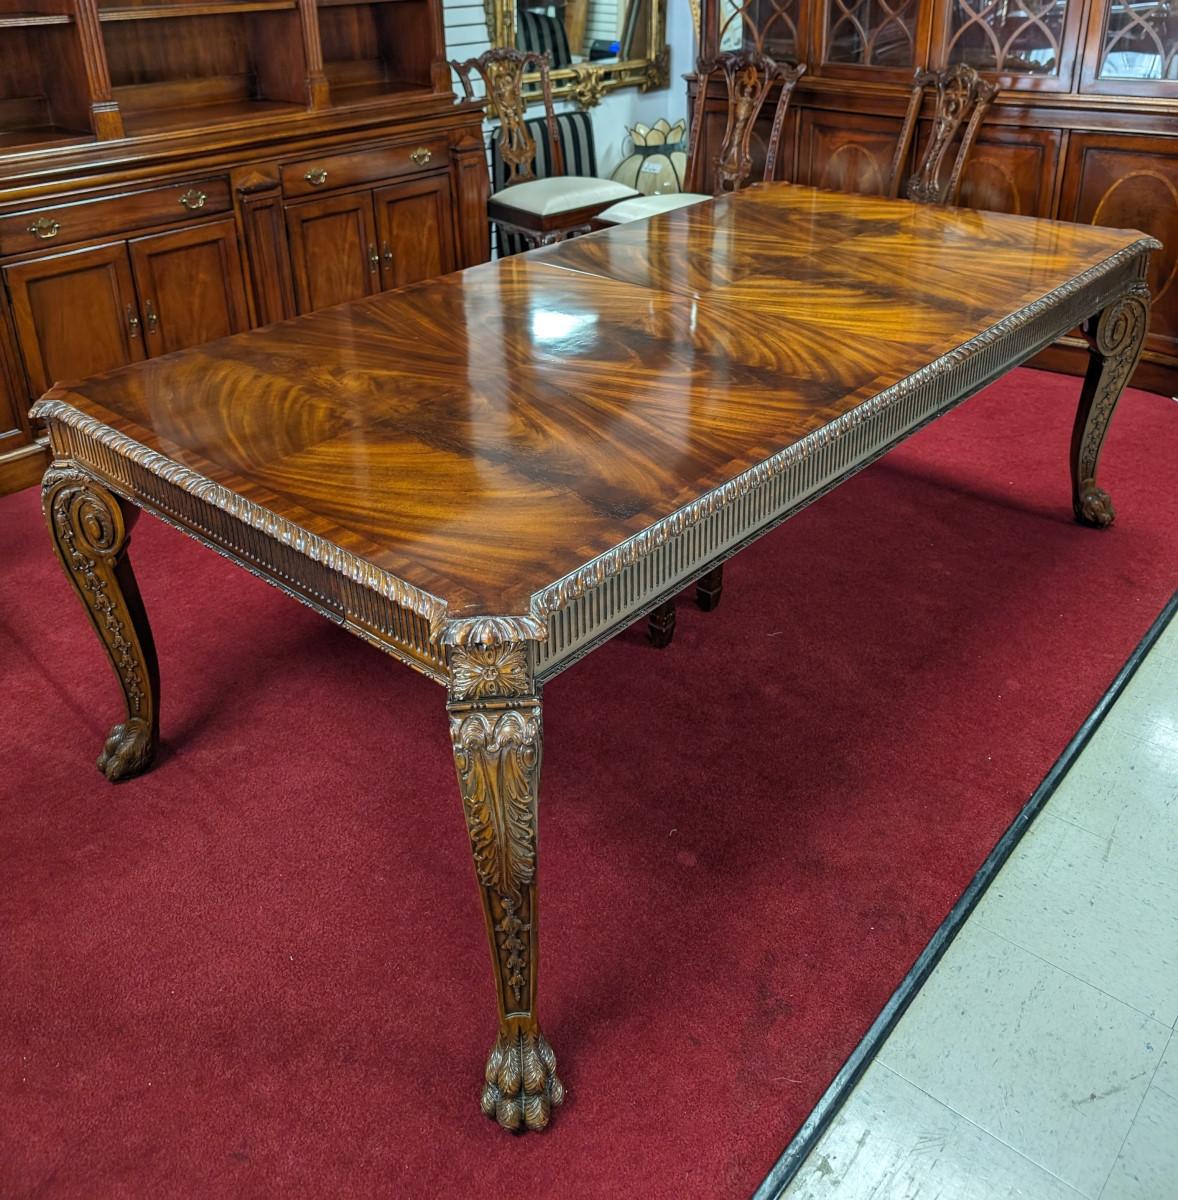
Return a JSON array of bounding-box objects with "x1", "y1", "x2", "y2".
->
[
  {"x1": 3, "y1": 242, "x2": 145, "y2": 399},
  {"x1": 128, "y1": 220, "x2": 251, "y2": 358},
  {"x1": 955, "y1": 126, "x2": 1061, "y2": 217},
  {"x1": 373, "y1": 176, "x2": 457, "y2": 291},
  {"x1": 798, "y1": 109, "x2": 901, "y2": 197},
  {"x1": 1059, "y1": 133, "x2": 1178, "y2": 359},
  {"x1": 285, "y1": 191, "x2": 380, "y2": 314}
]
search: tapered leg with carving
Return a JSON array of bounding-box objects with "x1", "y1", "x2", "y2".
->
[
  {"x1": 1071, "y1": 284, "x2": 1151, "y2": 528},
  {"x1": 447, "y1": 643, "x2": 564, "y2": 1132},
  {"x1": 42, "y1": 466, "x2": 160, "y2": 781}
]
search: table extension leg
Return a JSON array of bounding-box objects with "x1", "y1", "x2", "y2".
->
[
  {"x1": 42, "y1": 466, "x2": 160, "y2": 782},
  {"x1": 447, "y1": 644, "x2": 564, "y2": 1132},
  {"x1": 696, "y1": 565, "x2": 724, "y2": 611},
  {"x1": 648, "y1": 599, "x2": 676, "y2": 647},
  {"x1": 1071, "y1": 284, "x2": 1152, "y2": 528}
]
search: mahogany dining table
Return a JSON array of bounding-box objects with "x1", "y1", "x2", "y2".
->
[{"x1": 31, "y1": 183, "x2": 1157, "y2": 1132}]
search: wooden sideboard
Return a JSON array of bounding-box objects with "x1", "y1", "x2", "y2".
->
[
  {"x1": 694, "y1": 0, "x2": 1177, "y2": 396},
  {"x1": 0, "y1": 0, "x2": 490, "y2": 495}
]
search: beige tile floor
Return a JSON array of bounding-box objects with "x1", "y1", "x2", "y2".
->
[{"x1": 783, "y1": 614, "x2": 1178, "y2": 1200}]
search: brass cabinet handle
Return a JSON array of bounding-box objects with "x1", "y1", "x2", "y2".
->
[
  {"x1": 304, "y1": 168, "x2": 328, "y2": 186},
  {"x1": 381, "y1": 242, "x2": 394, "y2": 268},
  {"x1": 144, "y1": 298, "x2": 159, "y2": 334},
  {"x1": 126, "y1": 305, "x2": 141, "y2": 338},
  {"x1": 368, "y1": 244, "x2": 380, "y2": 273},
  {"x1": 27, "y1": 216, "x2": 60, "y2": 240},
  {"x1": 410, "y1": 147, "x2": 432, "y2": 167},
  {"x1": 179, "y1": 188, "x2": 207, "y2": 211}
]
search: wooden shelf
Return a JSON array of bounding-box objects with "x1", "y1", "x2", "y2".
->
[
  {"x1": 99, "y1": 1, "x2": 294, "y2": 19},
  {"x1": 117, "y1": 96, "x2": 304, "y2": 135},
  {"x1": 316, "y1": 0, "x2": 410, "y2": 7},
  {"x1": 0, "y1": 11, "x2": 74, "y2": 25},
  {"x1": 327, "y1": 78, "x2": 427, "y2": 106},
  {"x1": 0, "y1": 124, "x2": 93, "y2": 149}
]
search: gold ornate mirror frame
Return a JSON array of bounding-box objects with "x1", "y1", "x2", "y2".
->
[{"x1": 483, "y1": 0, "x2": 670, "y2": 108}]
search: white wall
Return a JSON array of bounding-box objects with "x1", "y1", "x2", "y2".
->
[{"x1": 442, "y1": 0, "x2": 696, "y2": 178}]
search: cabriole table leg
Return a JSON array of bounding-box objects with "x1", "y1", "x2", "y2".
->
[
  {"x1": 1071, "y1": 284, "x2": 1151, "y2": 528},
  {"x1": 42, "y1": 466, "x2": 160, "y2": 781},
  {"x1": 447, "y1": 643, "x2": 564, "y2": 1132}
]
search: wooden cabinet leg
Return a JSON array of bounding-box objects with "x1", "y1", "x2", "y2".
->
[
  {"x1": 648, "y1": 599, "x2": 676, "y2": 648},
  {"x1": 1071, "y1": 285, "x2": 1151, "y2": 528},
  {"x1": 42, "y1": 466, "x2": 159, "y2": 781},
  {"x1": 696, "y1": 564, "x2": 724, "y2": 611},
  {"x1": 447, "y1": 644, "x2": 564, "y2": 1133}
]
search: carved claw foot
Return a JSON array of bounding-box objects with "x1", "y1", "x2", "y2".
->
[
  {"x1": 97, "y1": 717, "x2": 156, "y2": 781},
  {"x1": 481, "y1": 1029, "x2": 565, "y2": 1132},
  {"x1": 1075, "y1": 479, "x2": 1116, "y2": 528}
]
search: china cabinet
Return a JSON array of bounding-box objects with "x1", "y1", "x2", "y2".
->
[
  {"x1": 0, "y1": 0, "x2": 490, "y2": 493},
  {"x1": 698, "y1": 0, "x2": 1178, "y2": 394}
]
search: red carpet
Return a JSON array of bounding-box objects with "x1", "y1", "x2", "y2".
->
[{"x1": 1, "y1": 368, "x2": 1175, "y2": 1199}]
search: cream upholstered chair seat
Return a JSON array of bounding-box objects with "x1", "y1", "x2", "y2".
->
[
  {"x1": 597, "y1": 191, "x2": 709, "y2": 224},
  {"x1": 492, "y1": 175, "x2": 638, "y2": 217}
]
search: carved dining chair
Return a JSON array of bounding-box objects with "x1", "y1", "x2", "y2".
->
[
  {"x1": 450, "y1": 48, "x2": 639, "y2": 250},
  {"x1": 596, "y1": 50, "x2": 806, "y2": 227},
  {"x1": 886, "y1": 64, "x2": 998, "y2": 206}
]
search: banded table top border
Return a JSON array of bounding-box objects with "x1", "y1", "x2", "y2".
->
[{"x1": 31, "y1": 236, "x2": 1158, "y2": 649}]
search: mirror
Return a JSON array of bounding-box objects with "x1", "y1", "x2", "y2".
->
[{"x1": 484, "y1": 0, "x2": 669, "y2": 107}]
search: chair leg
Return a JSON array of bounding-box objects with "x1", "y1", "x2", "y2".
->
[{"x1": 696, "y1": 565, "x2": 724, "y2": 612}]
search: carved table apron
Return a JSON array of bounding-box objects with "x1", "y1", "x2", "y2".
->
[{"x1": 31, "y1": 184, "x2": 1158, "y2": 1133}]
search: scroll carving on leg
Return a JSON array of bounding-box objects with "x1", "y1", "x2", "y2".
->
[
  {"x1": 447, "y1": 643, "x2": 564, "y2": 1132},
  {"x1": 1071, "y1": 285, "x2": 1151, "y2": 528},
  {"x1": 42, "y1": 466, "x2": 160, "y2": 781}
]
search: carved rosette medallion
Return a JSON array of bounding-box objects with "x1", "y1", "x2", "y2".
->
[
  {"x1": 42, "y1": 467, "x2": 157, "y2": 780},
  {"x1": 1075, "y1": 284, "x2": 1151, "y2": 528},
  {"x1": 449, "y1": 643, "x2": 529, "y2": 700}
]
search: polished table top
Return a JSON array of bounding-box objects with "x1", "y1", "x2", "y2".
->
[{"x1": 39, "y1": 184, "x2": 1151, "y2": 624}]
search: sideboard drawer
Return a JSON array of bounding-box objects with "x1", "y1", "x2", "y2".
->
[
  {"x1": 281, "y1": 138, "x2": 450, "y2": 199},
  {"x1": 0, "y1": 178, "x2": 232, "y2": 256}
]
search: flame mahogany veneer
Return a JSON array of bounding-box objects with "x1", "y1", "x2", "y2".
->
[{"x1": 32, "y1": 182, "x2": 1157, "y2": 1133}]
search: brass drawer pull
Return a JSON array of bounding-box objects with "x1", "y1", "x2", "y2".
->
[
  {"x1": 382, "y1": 243, "x2": 394, "y2": 268},
  {"x1": 126, "y1": 305, "x2": 140, "y2": 338},
  {"x1": 368, "y1": 244, "x2": 380, "y2": 273},
  {"x1": 304, "y1": 168, "x2": 329, "y2": 186},
  {"x1": 179, "y1": 188, "x2": 207, "y2": 211},
  {"x1": 144, "y1": 298, "x2": 159, "y2": 334},
  {"x1": 410, "y1": 147, "x2": 432, "y2": 167},
  {"x1": 27, "y1": 216, "x2": 60, "y2": 240}
]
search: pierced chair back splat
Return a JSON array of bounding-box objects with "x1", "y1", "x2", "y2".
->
[
  {"x1": 887, "y1": 63, "x2": 999, "y2": 207},
  {"x1": 450, "y1": 48, "x2": 639, "y2": 250},
  {"x1": 596, "y1": 50, "x2": 805, "y2": 227}
]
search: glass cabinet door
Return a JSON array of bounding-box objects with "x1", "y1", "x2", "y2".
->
[
  {"x1": 825, "y1": 0, "x2": 921, "y2": 67},
  {"x1": 1079, "y1": 0, "x2": 1178, "y2": 93},
  {"x1": 716, "y1": 0, "x2": 804, "y2": 56},
  {"x1": 942, "y1": 0, "x2": 1084, "y2": 87}
]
